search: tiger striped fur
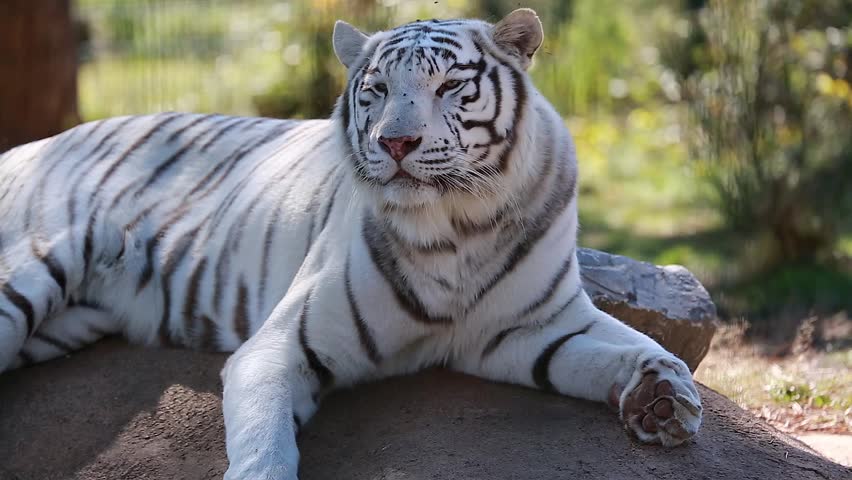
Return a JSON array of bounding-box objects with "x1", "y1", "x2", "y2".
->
[{"x1": 0, "y1": 9, "x2": 702, "y2": 479}]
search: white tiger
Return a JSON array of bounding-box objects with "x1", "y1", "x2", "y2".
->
[{"x1": 0, "y1": 9, "x2": 702, "y2": 479}]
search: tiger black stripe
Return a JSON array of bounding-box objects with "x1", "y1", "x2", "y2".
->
[
  {"x1": 55, "y1": 120, "x2": 101, "y2": 159},
  {"x1": 498, "y1": 67, "x2": 528, "y2": 172},
  {"x1": 520, "y1": 107, "x2": 556, "y2": 200},
  {"x1": 186, "y1": 122, "x2": 295, "y2": 200},
  {"x1": 481, "y1": 326, "x2": 522, "y2": 358},
  {"x1": 304, "y1": 165, "x2": 342, "y2": 256},
  {"x1": 182, "y1": 257, "x2": 209, "y2": 345},
  {"x1": 27, "y1": 133, "x2": 81, "y2": 232},
  {"x1": 2, "y1": 283, "x2": 36, "y2": 335},
  {"x1": 82, "y1": 209, "x2": 99, "y2": 274},
  {"x1": 114, "y1": 116, "x2": 236, "y2": 207},
  {"x1": 298, "y1": 290, "x2": 334, "y2": 391},
  {"x1": 195, "y1": 124, "x2": 304, "y2": 248},
  {"x1": 76, "y1": 116, "x2": 136, "y2": 169},
  {"x1": 34, "y1": 248, "x2": 68, "y2": 298},
  {"x1": 137, "y1": 203, "x2": 202, "y2": 293},
  {"x1": 460, "y1": 67, "x2": 503, "y2": 144},
  {"x1": 233, "y1": 278, "x2": 251, "y2": 342},
  {"x1": 451, "y1": 207, "x2": 506, "y2": 237},
  {"x1": 198, "y1": 116, "x2": 254, "y2": 153},
  {"x1": 384, "y1": 220, "x2": 457, "y2": 255},
  {"x1": 345, "y1": 255, "x2": 382, "y2": 365},
  {"x1": 157, "y1": 221, "x2": 207, "y2": 346},
  {"x1": 166, "y1": 113, "x2": 218, "y2": 143},
  {"x1": 0, "y1": 308, "x2": 14, "y2": 327},
  {"x1": 467, "y1": 160, "x2": 576, "y2": 311},
  {"x1": 65, "y1": 116, "x2": 137, "y2": 247},
  {"x1": 212, "y1": 241, "x2": 231, "y2": 316},
  {"x1": 537, "y1": 287, "x2": 586, "y2": 331},
  {"x1": 362, "y1": 215, "x2": 452, "y2": 324},
  {"x1": 92, "y1": 112, "x2": 183, "y2": 197},
  {"x1": 532, "y1": 323, "x2": 593, "y2": 393},
  {"x1": 184, "y1": 119, "x2": 264, "y2": 200},
  {"x1": 198, "y1": 315, "x2": 219, "y2": 351},
  {"x1": 33, "y1": 330, "x2": 76, "y2": 352},
  {"x1": 483, "y1": 285, "x2": 585, "y2": 361},
  {"x1": 515, "y1": 248, "x2": 575, "y2": 319},
  {"x1": 226, "y1": 135, "x2": 335, "y2": 250},
  {"x1": 318, "y1": 173, "x2": 346, "y2": 233},
  {"x1": 206, "y1": 130, "x2": 330, "y2": 240},
  {"x1": 133, "y1": 122, "x2": 214, "y2": 196},
  {"x1": 258, "y1": 194, "x2": 287, "y2": 318}
]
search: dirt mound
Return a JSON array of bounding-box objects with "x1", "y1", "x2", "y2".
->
[{"x1": 1, "y1": 339, "x2": 848, "y2": 480}]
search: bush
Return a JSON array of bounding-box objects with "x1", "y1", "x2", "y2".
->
[{"x1": 670, "y1": 0, "x2": 852, "y2": 264}]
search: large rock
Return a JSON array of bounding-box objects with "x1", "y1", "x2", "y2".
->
[
  {"x1": 0, "y1": 340, "x2": 848, "y2": 480},
  {"x1": 579, "y1": 248, "x2": 717, "y2": 370}
]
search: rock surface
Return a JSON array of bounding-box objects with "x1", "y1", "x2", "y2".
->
[
  {"x1": 1, "y1": 340, "x2": 849, "y2": 480},
  {"x1": 579, "y1": 248, "x2": 717, "y2": 370}
]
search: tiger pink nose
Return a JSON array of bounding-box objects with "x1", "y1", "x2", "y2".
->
[{"x1": 379, "y1": 136, "x2": 422, "y2": 162}]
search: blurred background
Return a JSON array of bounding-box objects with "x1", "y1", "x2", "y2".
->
[{"x1": 0, "y1": 0, "x2": 850, "y2": 456}]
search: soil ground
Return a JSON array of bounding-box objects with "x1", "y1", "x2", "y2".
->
[{"x1": 1, "y1": 339, "x2": 849, "y2": 480}]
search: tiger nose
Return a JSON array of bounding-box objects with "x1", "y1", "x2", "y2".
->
[{"x1": 378, "y1": 135, "x2": 422, "y2": 162}]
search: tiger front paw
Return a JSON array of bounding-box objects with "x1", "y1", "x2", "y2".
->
[{"x1": 613, "y1": 353, "x2": 702, "y2": 447}]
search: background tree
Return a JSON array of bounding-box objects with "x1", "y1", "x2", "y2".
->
[{"x1": 0, "y1": 0, "x2": 80, "y2": 152}]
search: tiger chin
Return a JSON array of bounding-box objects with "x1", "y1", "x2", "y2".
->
[{"x1": 0, "y1": 8, "x2": 701, "y2": 479}]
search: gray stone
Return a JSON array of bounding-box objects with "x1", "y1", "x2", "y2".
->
[{"x1": 578, "y1": 247, "x2": 718, "y2": 371}]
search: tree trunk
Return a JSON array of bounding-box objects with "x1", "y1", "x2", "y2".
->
[{"x1": 0, "y1": 0, "x2": 80, "y2": 152}]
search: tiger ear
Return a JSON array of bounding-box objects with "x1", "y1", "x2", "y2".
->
[
  {"x1": 492, "y1": 8, "x2": 543, "y2": 70},
  {"x1": 333, "y1": 20, "x2": 369, "y2": 69}
]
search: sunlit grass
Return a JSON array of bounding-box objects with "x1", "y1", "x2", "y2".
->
[
  {"x1": 696, "y1": 326, "x2": 852, "y2": 433},
  {"x1": 78, "y1": 55, "x2": 288, "y2": 120}
]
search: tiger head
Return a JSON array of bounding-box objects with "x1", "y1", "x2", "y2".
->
[{"x1": 333, "y1": 9, "x2": 544, "y2": 212}]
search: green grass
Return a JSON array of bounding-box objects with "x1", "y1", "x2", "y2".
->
[{"x1": 697, "y1": 327, "x2": 852, "y2": 417}]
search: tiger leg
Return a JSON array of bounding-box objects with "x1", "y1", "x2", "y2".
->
[
  {"x1": 0, "y1": 244, "x2": 80, "y2": 373},
  {"x1": 221, "y1": 288, "x2": 379, "y2": 480},
  {"x1": 11, "y1": 304, "x2": 120, "y2": 369},
  {"x1": 220, "y1": 336, "x2": 306, "y2": 480},
  {"x1": 455, "y1": 293, "x2": 702, "y2": 447}
]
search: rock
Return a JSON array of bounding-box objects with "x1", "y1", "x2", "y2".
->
[
  {"x1": 1, "y1": 340, "x2": 848, "y2": 480},
  {"x1": 578, "y1": 247, "x2": 717, "y2": 371}
]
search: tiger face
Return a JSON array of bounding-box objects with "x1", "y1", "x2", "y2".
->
[{"x1": 333, "y1": 10, "x2": 543, "y2": 209}]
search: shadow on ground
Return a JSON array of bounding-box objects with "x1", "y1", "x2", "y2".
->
[{"x1": 1, "y1": 339, "x2": 849, "y2": 480}]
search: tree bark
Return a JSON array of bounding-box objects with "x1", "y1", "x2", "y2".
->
[{"x1": 0, "y1": 0, "x2": 80, "y2": 152}]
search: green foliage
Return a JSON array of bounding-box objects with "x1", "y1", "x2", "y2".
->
[
  {"x1": 768, "y1": 378, "x2": 849, "y2": 408},
  {"x1": 671, "y1": 0, "x2": 852, "y2": 263}
]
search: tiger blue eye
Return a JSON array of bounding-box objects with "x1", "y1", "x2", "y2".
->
[{"x1": 374, "y1": 83, "x2": 388, "y2": 94}]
